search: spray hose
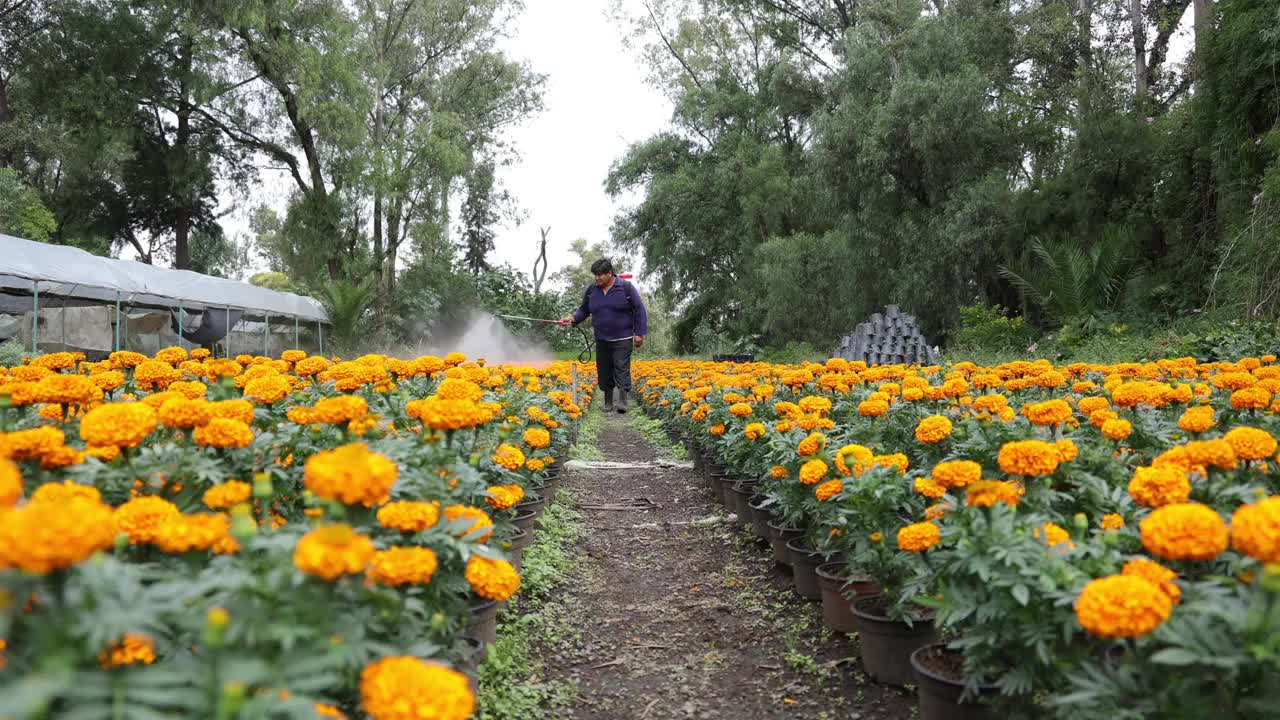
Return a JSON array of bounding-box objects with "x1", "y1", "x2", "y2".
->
[{"x1": 495, "y1": 314, "x2": 596, "y2": 363}]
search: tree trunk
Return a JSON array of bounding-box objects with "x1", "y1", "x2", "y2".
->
[
  {"x1": 438, "y1": 176, "x2": 452, "y2": 246},
  {"x1": 174, "y1": 37, "x2": 193, "y2": 270},
  {"x1": 1192, "y1": 0, "x2": 1211, "y2": 90},
  {"x1": 1131, "y1": 0, "x2": 1148, "y2": 104},
  {"x1": 386, "y1": 197, "x2": 402, "y2": 298},
  {"x1": 1078, "y1": 0, "x2": 1093, "y2": 72}
]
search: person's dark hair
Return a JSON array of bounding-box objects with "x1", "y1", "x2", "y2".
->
[{"x1": 590, "y1": 258, "x2": 614, "y2": 275}]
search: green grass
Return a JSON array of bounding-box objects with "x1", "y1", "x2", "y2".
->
[
  {"x1": 568, "y1": 405, "x2": 603, "y2": 461},
  {"x1": 629, "y1": 412, "x2": 688, "y2": 460},
  {"x1": 476, "y1": 489, "x2": 584, "y2": 719}
]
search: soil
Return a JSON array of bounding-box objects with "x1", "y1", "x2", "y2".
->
[
  {"x1": 913, "y1": 644, "x2": 964, "y2": 682},
  {"x1": 534, "y1": 411, "x2": 917, "y2": 719}
]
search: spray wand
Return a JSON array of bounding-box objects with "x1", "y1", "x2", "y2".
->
[{"x1": 495, "y1": 274, "x2": 635, "y2": 363}]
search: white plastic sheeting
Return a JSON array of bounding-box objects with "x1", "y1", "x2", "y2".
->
[{"x1": 0, "y1": 233, "x2": 328, "y2": 322}]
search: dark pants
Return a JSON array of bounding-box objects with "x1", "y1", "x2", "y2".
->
[{"x1": 596, "y1": 338, "x2": 634, "y2": 397}]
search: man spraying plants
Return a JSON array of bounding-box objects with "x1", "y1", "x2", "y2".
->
[{"x1": 557, "y1": 259, "x2": 648, "y2": 414}]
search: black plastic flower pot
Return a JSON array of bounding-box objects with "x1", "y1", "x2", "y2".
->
[
  {"x1": 910, "y1": 643, "x2": 1000, "y2": 720},
  {"x1": 852, "y1": 596, "x2": 938, "y2": 686}
]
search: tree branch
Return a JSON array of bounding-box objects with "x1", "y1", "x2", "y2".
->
[{"x1": 643, "y1": 0, "x2": 704, "y2": 92}]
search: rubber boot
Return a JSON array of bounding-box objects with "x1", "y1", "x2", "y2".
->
[
  {"x1": 616, "y1": 389, "x2": 629, "y2": 414},
  {"x1": 603, "y1": 388, "x2": 614, "y2": 412}
]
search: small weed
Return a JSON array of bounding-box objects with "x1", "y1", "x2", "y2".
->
[
  {"x1": 628, "y1": 412, "x2": 688, "y2": 460},
  {"x1": 569, "y1": 406, "x2": 604, "y2": 461}
]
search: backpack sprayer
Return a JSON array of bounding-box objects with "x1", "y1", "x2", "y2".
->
[{"x1": 497, "y1": 274, "x2": 634, "y2": 362}]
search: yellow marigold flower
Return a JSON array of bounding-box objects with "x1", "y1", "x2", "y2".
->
[
  {"x1": 1022, "y1": 399, "x2": 1073, "y2": 427},
  {"x1": 833, "y1": 444, "x2": 873, "y2": 477},
  {"x1": 85, "y1": 444, "x2": 121, "y2": 463},
  {"x1": 155, "y1": 346, "x2": 188, "y2": 365},
  {"x1": 1140, "y1": 503, "x2": 1229, "y2": 561},
  {"x1": 526, "y1": 457, "x2": 546, "y2": 472},
  {"x1": 770, "y1": 465, "x2": 789, "y2": 479},
  {"x1": 774, "y1": 420, "x2": 793, "y2": 433},
  {"x1": 1075, "y1": 575, "x2": 1172, "y2": 638},
  {"x1": 304, "y1": 443, "x2": 398, "y2": 507},
  {"x1": 709, "y1": 423, "x2": 726, "y2": 436},
  {"x1": 99, "y1": 633, "x2": 156, "y2": 669},
  {"x1": 797, "y1": 432, "x2": 826, "y2": 457},
  {"x1": 166, "y1": 380, "x2": 206, "y2": 400},
  {"x1": 774, "y1": 401, "x2": 800, "y2": 418},
  {"x1": 753, "y1": 384, "x2": 776, "y2": 400},
  {"x1": 377, "y1": 501, "x2": 440, "y2": 532},
  {"x1": 964, "y1": 480, "x2": 1024, "y2": 508},
  {"x1": 492, "y1": 444, "x2": 526, "y2": 471},
  {"x1": 0, "y1": 494, "x2": 115, "y2": 573},
  {"x1": 744, "y1": 422, "x2": 766, "y2": 440},
  {"x1": 1122, "y1": 558, "x2": 1181, "y2": 605},
  {"x1": 523, "y1": 427, "x2": 551, "y2": 449},
  {"x1": 997, "y1": 439, "x2": 1061, "y2": 476},
  {"x1": 799, "y1": 458, "x2": 828, "y2": 485},
  {"x1": 466, "y1": 555, "x2": 521, "y2": 601},
  {"x1": 79, "y1": 403, "x2": 157, "y2": 449},
  {"x1": 32, "y1": 374, "x2": 101, "y2": 406},
  {"x1": 897, "y1": 522, "x2": 941, "y2": 552},
  {"x1": 1230, "y1": 497, "x2": 1280, "y2": 563},
  {"x1": 435, "y1": 377, "x2": 484, "y2": 402},
  {"x1": 368, "y1": 546, "x2": 439, "y2": 586},
  {"x1": 293, "y1": 524, "x2": 376, "y2": 580},
  {"x1": 814, "y1": 479, "x2": 843, "y2": 501},
  {"x1": 1077, "y1": 396, "x2": 1110, "y2": 415},
  {"x1": 1223, "y1": 427, "x2": 1277, "y2": 461},
  {"x1": 1213, "y1": 371, "x2": 1257, "y2": 391},
  {"x1": 203, "y1": 480, "x2": 252, "y2": 510},
  {"x1": 1128, "y1": 465, "x2": 1192, "y2": 508},
  {"x1": 1184, "y1": 439, "x2": 1238, "y2": 469},
  {"x1": 295, "y1": 356, "x2": 332, "y2": 378},
  {"x1": 281, "y1": 349, "x2": 307, "y2": 363},
  {"x1": 485, "y1": 484, "x2": 525, "y2": 510},
  {"x1": 914, "y1": 477, "x2": 947, "y2": 499},
  {"x1": 932, "y1": 460, "x2": 981, "y2": 489},
  {"x1": 360, "y1": 656, "x2": 475, "y2": 720},
  {"x1": 193, "y1": 417, "x2": 254, "y2": 449},
  {"x1": 858, "y1": 398, "x2": 889, "y2": 417},
  {"x1": 729, "y1": 402, "x2": 754, "y2": 418},
  {"x1": 133, "y1": 359, "x2": 182, "y2": 390},
  {"x1": 872, "y1": 453, "x2": 910, "y2": 474},
  {"x1": 443, "y1": 504, "x2": 494, "y2": 542},
  {"x1": 0, "y1": 425, "x2": 66, "y2": 462},
  {"x1": 1101, "y1": 513, "x2": 1125, "y2": 531},
  {"x1": 30, "y1": 351, "x2": 78, "y2": 370},
  {"x1": 115, "y1": 496, "x2": 180, "y2": 545}
]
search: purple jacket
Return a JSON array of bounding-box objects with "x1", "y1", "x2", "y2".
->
[{"x1": 572, "y1": 277, "x2": 648, "y2": 341}]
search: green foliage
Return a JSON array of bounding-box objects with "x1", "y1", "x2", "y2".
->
[
  {"x1": 758, "y1": 341, "x2": 822, "y2": 365},
  {"x1": 0, "y1": 168, "x2": 57, "y2": 241},
  {"x1": 629, "y1": 413, "x2": 688, "y2": 460},
  {"x1": 250, "y1": 272, "x2": 294, "y2": 293},
  {"x1": 951, "y1": 304, "x2": 1037, "y2": 354},
  {"x1": 318, "y1": 279, "x2": 375, "y2": 350},
  {"x1": 567, "y1": 406, "x2": 603, "y2": 462},
  {"x1": 0, "y1": 340, "x2": 27, "y2": 367}
]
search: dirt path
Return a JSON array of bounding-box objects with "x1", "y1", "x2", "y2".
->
[{"x1": 538, "y1": 411, "x2": 916, "y2": 719}]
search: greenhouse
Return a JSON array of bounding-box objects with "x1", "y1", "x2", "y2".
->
[{"x1": 0, "y1": 233, "x2": 330, "y2": 358}]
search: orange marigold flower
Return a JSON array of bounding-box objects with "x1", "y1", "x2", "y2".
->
[
  {"x1": 1128, "y1": 466, "x2": 1191, "y2": 508},
  {"x1": 897, "y1": 522, "x2": 941, "y2": 552},
  {"x1": 1184, "y1": 439, "x2": 1237, "y2": 470},
  {"x1": 304, "y1": 443, "x2": 398, "y2": 507},
  {"x1": 1231, "y1": 387, "x2": 1272, "y2": 410},
  {"x1": 1101, "y1": 513, "x2": 1125, "y2": 531},
  {"x1": 98, "y1": 633, "x2": 156, "y2": 669},
  {"x1": 485, "y1": 484, "x2": 525, "y2": 511},
  {"x1": 154, "y1": 346, "x2": 188, "y2": 365},
  {"x1": 770, "y1": 465, "x2": 789, "y2": 480},
  {"x1": 493, "y1": 443, "x2": 526, "y2": 471},
  {"x1": 193, "y1": 417, "x2": 254, "y2": 449},
  {"x1": 243, "y1": 375, "x2": 292, "y2": 404},
  {"x1": 798, "y1": 396, "x2": 832, "y2": 415},
  {"x1": 1230, "y1": 497, "x2": 1280, "y2": 564},
  {"x1": 1075, "y1": 575, "x2": 1172, "y2": 638},
  {"x1": 932, "y1": 460, "x2": 981, "y2": 489},
  {"x1": 729, "y1": 402, "x2": 754, "y2": 418},
  {"x1": 799, "y1": 458, "x2": 828, "y2": 485},
  {"x1": 466, "y1": 555, "x2": 521, "y2": 601},
  {"x1": 964, "y1": 480, "x2": 1024, "y2": 508},
  {"x1": 203, "y1": 480, "x2": 252, "y2": 510},
  {"x1": 997, "y1": 440, "x2": 1061, "y2": 477},
  {"x1": 281, "y1": 349, "x2": 307, "y2": 363},
  {"x1": 360, "y1": 656, "x2": 475, "y2": 720},
  {"x1": 925, "y1": 502, "x2": 952, "y2": 521},
  {"x1": 79, "y1": 403, "x2": 157, "y2": 448},
  {"x1": 797, "y1": 432, "x2": 826, "y2": 457},
  {"x1": 1022, "y1": 399, "x2": 1072, "y2": 427},
  {"x1": 1077, "y1": 396, "x2": 1110, "y2": 415},
  {"x1": 368, "y1": 546, "x2": 439, "y2": 586},
  {"x1": 208, "y1": 399, "x2": 255, "y2": 425},
  {"x1": 709, "y1": 423, "x2": 726, "y2": 436},
  {"x1": 377, "y1": 501, "x2": 440, "y2": 532},
  {"x1": 133, "y1": 360, "x2": 181, "y2": 390},
  {"x1": 1101, "y1": 418, "x2": 1132, "y2": 441},
  {"x1": 115, "y1": 496, "x2": 181, "y2": 544},
  {"x1": 158, "y1": 397, "x2": 213, "y2": 429},
  {"x1": 1178, "y1": 406, "x2": 1215, "y2": 433},
  {"x1": 293, "y1": 524, "x2": 376, "y2": 580},
  {"x1": 858, "y1": 398, "x2": 889, "y2": 417},
  {"x1": 442, "y1": 505, "x2": 494, "y2": 542},
  {"x1": 1033, "y1": 522, "x2": 1072, "y2": 549},
  {"x1": 1140, "y1": 503, "x2": 1229, "y2": 562},
  {"x1": 744, "y1": 422, "x2": 766, "y2": 440},
  {"x1": 1223, "y1": 427, "x2": 1277, "y2": 461},
  {"x1": 153, "y1": 512, "x2": 234, "y2": 554},
  {"x1": 814, "y1": 478, "x2": 844, "y2": 501},
  {"x1": 915, "y1": 415, "x2": 953, "y2": 444},
  {"x1": 0, "y1": 458, "x2": 21, "y2": 507},
  {"x1": 523, "y1": 427, "x2": 551, "y2": 449},
  {"x1": 1121, "y1": 558, "x2": 1181, "y2": 605},
  {"x1": 32, "y1": 374, "x2": 101, "y2": 406},
  {"x1": 914, "y1": 477, "x2": 947, "y2": 499},
  {"x1": 0, "y1": 494, "x2": 115, "y2": 573}
]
